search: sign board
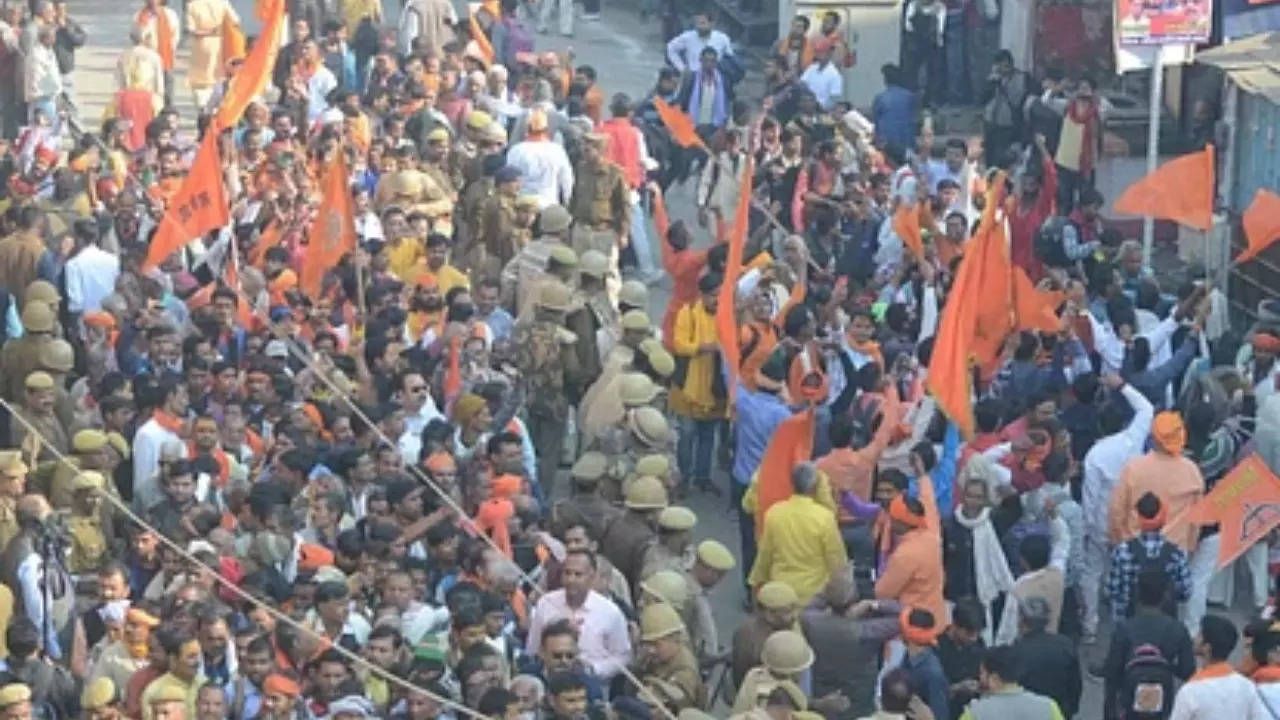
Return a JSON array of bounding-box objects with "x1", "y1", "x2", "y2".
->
[{"x1": 1116, "y1": 0, "x2": 1212, "y2": 45}]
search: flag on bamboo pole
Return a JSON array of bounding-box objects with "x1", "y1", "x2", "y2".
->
[
  {"x1": 715, "y1": 156, "x2": 753, "y2": 394},
  {"x1": 1237, "y1": 188, "x2": 1280, "y2": 265},
  {"x1": 1012, "y1": 267, "x2": 1065, "y2": 334},
  {"x1": 892, "y1": 201, "x2": 926, "y2": 263},
  {"x1": 1113, "y1": 144, "x2": 1215, "y2": 231},
  {"x1": 216, "y1": 0, "x2": 286, "y2": 128},
  {"x1": 142, "y1": 130, "x2": 231, "y2": 271},
  {"x1": 299, "y1": 152, "x2": 356, "y2": 296}
]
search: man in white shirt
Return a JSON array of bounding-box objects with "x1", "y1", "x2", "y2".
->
[
  {"x1": 525, "y1": 550, "x2": 632, "y2": 681},
  {"x1": 799, "y1": 45, "x2": 843, "y2": 111},
  {"x1": 64, "y1": 219, "x2": 120, "y2": 316},
  {"x1": 398, "y1": 370, "x2": 443, "y2": 465},
  {"x1": 505, "y1": 110, "x2": 573, "y2": 209},
  {"x1": 666, "y1": 13, "x2": 733, "y2": 73},
  {"x1": 24, "y1": 25, "x2": 62, "y2": 127},
  {"x1": 132, "y1": 375, "x2": 189, "y2": 512},
  {"x1": 1079, "y1": 375, "x2": 1153, "y2": 643},
  {"x1": 1169, "y1": 614, "x2": 1267, "y2": 720}
]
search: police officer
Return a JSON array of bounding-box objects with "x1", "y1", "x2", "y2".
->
[
  {"x1": 732, "y1": 630, "x2": 815, "y2": 714},
  {"x1": 566, "y1": 250, "x2": 620, "y2": 390},
  {"x1": 80, "y1": 671, "x2": 119, "y2": 717},
  {"x1": 1, "y1": 304, "x2": 56, "y2": 401},
  {"x1": 36, "y1": 339, "x2": 76, "y2": 434},
  {"x1": 474, "y1": 165, "x2": 523, "y2": 279},
  {"x1": 49, "y1": 429, "x2": 113, "y2": 509},
  {"x1": 0, "y1": 451, "x2": 26, "y2": 552},
  {"x1": 550, "y1": 451, "x2": 618, "y2": 539},
  {"x1": 640, "y1": 506, "x2": 696, "y2": 581},
  {"x1": 420, "y1": 127, "x2": 460, "y2": 238},
  {"x1": 685, "y1": 540, "x2": 735, "y2": 662},
  {"x1": 10, "y1": 372, "x2": 70, "y2": 463},
  {"x1": 512, "y1": 281, "x2": 584, "y2": 494},
  {"x1": 501, "y1": 204, "x2": 575, "y2": 317},
  {"x1": 569, "y1": 134, "x2": 630, "y2": 270},
  {"x1": 627, "y1": 406, "x2": 679, "y2": 490},
  {"x1": 81, "y1": 677, "x2": 120, "y2": 720},
  {"x1": 600, "y1": 474, "x2": 667, "y2": 588},
  {"x1": 635, "y1": 602, "x2": 704, "y2": 711},
  {"x1": 584, "y1": 373, "x2": 660, "y2": 475},
  {"x1": 66, "y1": 471, "x2": 108, "y2": 575}
]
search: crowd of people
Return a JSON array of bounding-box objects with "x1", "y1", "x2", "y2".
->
[{"x1": 0, "y1": 0, "x2": 1276, "y2": 719}]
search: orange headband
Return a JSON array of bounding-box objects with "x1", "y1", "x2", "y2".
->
[
  {"x1": 297, "y1": 542, "x2": 335, "y2": 572},
  {"x1": 425, "y1": 452, "x2": 457, "y2": 473},
  {"x1": 1152, "y1": 411, "x2": 1187, "y2": 455},
  {"x1": 126, "y1": 608, "x2": 160, "y2": 627},
  {"x1": 900, "y1": 607, "x2": 936, "y2": 645},
  {"x1": 888, "y1": 495, "x2": 926, "y2": 529},
  {"x1": 263, "y1": 674, "x2": 300, "y2": 698}
]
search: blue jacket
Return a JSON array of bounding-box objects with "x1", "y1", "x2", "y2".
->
[
  {"x1": 732, "y1": 383, "x2": 792, "y2": 486},
  {"x1": 872, "y1": 85, "x2": 918, "y2": 149}
]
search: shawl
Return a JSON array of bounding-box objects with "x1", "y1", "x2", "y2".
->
[
  {"x1": 688, "y1": 68, "x2": 728, "y2": 128},
  {"x1": 952, "y1": 505, "x2": 1018, "y2": 645}
]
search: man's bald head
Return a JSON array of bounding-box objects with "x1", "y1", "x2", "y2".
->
[{"x1": 16, "y1": 494, "x2": 50, "y2": 526}]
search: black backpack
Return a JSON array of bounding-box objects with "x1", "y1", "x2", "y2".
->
[
  {"x1": 1124, "y1": 538, "x2": 1179, "y2": 617},
  {"x1": 1118, "y1": 643, "x2": 1175, "y2": 720},
  {"x1": 1034, "y1": 216, "x2": 1074, "y2": 268}
]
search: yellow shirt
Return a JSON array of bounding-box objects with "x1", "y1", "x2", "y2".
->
[
  {"x1": 434, "y1": 263, "x2": 470, "y2": 297},
  {"x1": 387, "y1": 238, "x2": 424, "y2": 283},
  {"x1": 341, "y1": 0, "x2": 381, "y2": 34},
  {"x1": 745, "y1": 494, "x2": 847, "y2": 604}
]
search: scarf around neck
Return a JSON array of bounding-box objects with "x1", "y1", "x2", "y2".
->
[{"x1": 953, "y1": 505, "x2": 1016, "y2": 645}]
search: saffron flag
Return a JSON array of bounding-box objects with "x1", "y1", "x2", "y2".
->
[
  {"x1": 715, "y1": 155, "x2": 753, "y2": 394},
  {"x1": 1184, "y1": 454, "x2": 1280, "y2": 569},
  {"x1": 654, "y1": 97, "x2": 708, "y2": 153},
  {"x1": 248, "y1": 221, "x2": 281, "y2": 268},
  {"x1": 927, "y1": 174, "x2": 1009, "y2": 438},
  {"x1": 892, "y1": 202, "x2": 926, "y2": 263},
  {"x1": 142, "y1": 130, "x2": 231, "y2": 271},
  {"x1": 753, "y1": 407, "x2": 816, "y2": 537},
  {"x1": 468, "y1": 2, "x2": 497, "y2": 65},
  {"x1": 1113, "y1": 144, "x2": 1215, "y2": 231},
  {"x1": 1237, "y1": 188, "x2": 1280, "y2": 265},
  {"x1": 216, "y1": 0, "x2": 286, "y2": 128},
  {"x1": 224, "y1": 242, "x2": 255, "y2": 329},
  {"x1": 140, "y1": 7, "x2": 176, "y2": 72},
  {"x1": 1012, "y1": 267, "x2": 1064, "y2": 334},
  {"x1": 299, "y1": 152, "x2": 356, "y2": 297},
  {"x1": 221, "y1": 15, "x2": 247, "y2": 63}
]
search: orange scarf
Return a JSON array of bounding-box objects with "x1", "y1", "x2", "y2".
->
[
  {"x1": 845, "y1": 336, "x2": 884, "y2": 369},
  {"x1": 1188, "y1": 662, "x2": 1235, "y2": 683},
  {"x1": 473, "y1": 498, "x2": 513, "y2": 558},
  {"x1": 190, "y1": 442, "x2": 231, "y2": 488},
  {"x1": 153, "y1": 410, "x2": 185, "y2": 435},
  {"x1": 1252, "y1": 664, "x2": 1280, "y2": 683},
  {"x1": 143, "y1": 7, "x2": 175, "y2": 71}
]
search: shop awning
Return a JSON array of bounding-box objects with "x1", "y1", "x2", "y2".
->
[{"x1": 1198, "y1": 32, "x2": 1280, "y2": 104}]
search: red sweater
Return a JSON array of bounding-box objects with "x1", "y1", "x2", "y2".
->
[
  {"x1": 1006, "y1": 157, "x2": 1058, "y2": 282},
  {"x1": 597, "y1": 117, "x2": 644, "y2": 189}
]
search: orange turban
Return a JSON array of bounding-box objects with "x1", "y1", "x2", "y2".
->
[
  {"x1": 263, "y1": 674, "x2": 300, "y2": 698},
  {"x1": 492, "y1": 474, "x2": 521, "y2": 498},
  {"x1": 83, "y1": 312, "x2": 119, "y2": 346},
  {"x1": 888, "y1": 495, "x2": 926, "y2": 530},
  {"x1": 474, "y1": 498, "x2": 514, "y2": 558},
  {"x1": 1254, "y1": 331, "x2": 1280, "y2": 354},
  {"x1": 1152, "y1": 411, "x2": 1186, "y2": 455},
  {"x1": 297, "y1": 543, "x2": 335, "y2": 572},
  {"x1": 126, "y1": 608, "x2": 160, "y2": 627}
]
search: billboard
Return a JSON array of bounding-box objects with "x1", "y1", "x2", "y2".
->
[{"x1": 1116, "y1": 0, "x2": 1213, "y2": 45}]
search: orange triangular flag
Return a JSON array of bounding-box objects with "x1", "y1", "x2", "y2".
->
[
  {"x1": 143, "y1": 130, "x2": 231, "y2": 271},
  {"x1": 1114, "y1": 144, "x2": 1215, "y2": 231},
  {"x1": 221, "y1": 15, "x2": 247, "y2": 64},
  {"x1": 1182, "y1": 454, "x2": 1280, "y2": 569},
  {"x1": 753, "y1": 407, "x2": 816, "y2": 537},
  {"x1": 654, "y1": 97, "x2": 708, "y2": 153},
  {"x1": 892, "y1": 201, "x2": 926, "y2": 263},
  {"x1": 715, "y1": 155, "x2": 753, "y2": 394},
  {"x1": 1011, "y1": 267, "x2": 1064, "y2": 334},
  {"x1": 249, "y1": 221, "x2": 281, "y2": 268},
  {"x1": 468, "y1": 2, "x2": 497, "y2": 65},
  {"x1": 299, "y1": 152, "x2": 356, "y2": 297},
  {"x1": 927, "y1": 174, "x2": 1009, "y2": 439},
  {"x1": 216, "y1": 0, "x2": 285, "y2": 129},
  {"x1": 1237, "y1": 189, "x2": 1280, "y2": 265}
]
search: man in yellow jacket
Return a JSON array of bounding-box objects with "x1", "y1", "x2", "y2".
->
[
  {"x1": 747, "y1": 462, "x2": 847, "y2": 604},
  {"x1": 670, "y1": 272, "x2": 728, "y2": 497}
]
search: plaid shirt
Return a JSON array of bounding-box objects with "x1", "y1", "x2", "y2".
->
[{"x1": 1107, "y1": 530, "x2": 1191, "y2": 622}]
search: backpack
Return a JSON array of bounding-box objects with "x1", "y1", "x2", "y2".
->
[
  {"x1": 1118, "y1": 643, "x2": 1175, "y2": 720},
  {"x1": 1034, "y1": 216, "x2": 1075, "y2": 268}
]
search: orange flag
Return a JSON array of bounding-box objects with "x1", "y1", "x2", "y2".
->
[
  {"x1": 468, "y1": 3, "x2": 497, "y2": 65},
  {"x1": 1237, "y1": 188, "x2": 1280, "y2": 265},
  {"x1": 221, "y1": 15, "x2": 247, "y2": 64},
  {"x1": 753, "y1": 407, "x2": 816, "y2": 537},
  {"x1": 716, "y1": 155, "x2": 754, "y2": 394},
  {"x1": 143, "y1": 130, "x2": 231, "y2": 271},
  {"x1": 927, "y1": 175, "x2": 1009, "y2": 438},
  {"x1": 299, "y1": 152, "x2": 356, "y2": 297},
  {"x1": 249, "y1": 221, "x2": 281, "y2": 268},
  {"x1": 654, "y1": 98, "x2": 708, "y2": 153},
  {"x1": 139, "y1": 6, "x2": 176, "y2": 72},
  {"x1": 216, "y1": 0, "x2": 286, "y2": 129},
  {"x1": 1183, "y1": 454, "x2": 1280, "y2": 569},
  {"x1": 1012, "y1": 267, "x2": 1064, "y2": 334},
  {"x1": 224, "y1": 242, "x2": 255, "y2": 329},
  {"x1": 1114, "y1": 144, "x2": 1215, "y2": 231},
  {"x1": 892, "y1": 201, "x2": 926, "y2": 264}
]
